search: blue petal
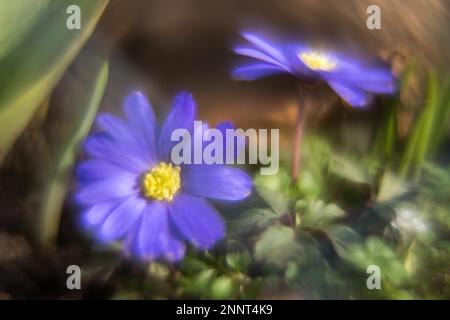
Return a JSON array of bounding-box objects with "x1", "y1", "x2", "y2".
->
[
  {"x1": 232, "y1": 63, "x2": 286, "y2": 80},
  {"x1": 241, "y1": 32, "x2": 287, "y2": 63},
  {"x1": 99, "y1": 195, "x2": 146, "y2": 241},
  {"x1": 181, "y1": 164, "x2": 252, "y2": 201},
  {"x1": 76, "y1": 159, "x2": 138, "y2": 185},
  {"x1": 132, "y1": 201, "x2": 185, "y2": 261},
  {"x1": 328, "y1": 81, "x2": 372, "y2": 108},
  {"x1": 169, "y1": 193, "x2": 225, "y2": 249},
  {"x1": 84, "y1": 135, "x2": 149, "y2": 173},
  {"x1": 76, "y1": 175, "x2": 139, "y2": 205},
  {"x1": 80, "y1": 199, "x2": 122, "y2": 230},
  {"x1": 124, "y1": 91, "x2": 158, "y2": 164},
  {"x1": 96, "y1": 113, "x2": 153, "y2": 163},
  {"x1": 158, "y1": 92, "x2": 197, "y2": 161},
  {"x1": 234, "y1": 47, "x2": 289, "y2": 71},
  {"x1": 333, "y1": 68, "x2": 396, "y2": 93}
]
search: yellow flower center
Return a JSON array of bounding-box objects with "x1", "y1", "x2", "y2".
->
[
  {"x1": 141, "y1": 162, "x2": 181, "y2": 201},
  {"x1": 299, "y1": 51, "x2": 337, "y2": 71}
]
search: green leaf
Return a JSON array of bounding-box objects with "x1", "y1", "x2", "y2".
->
[
  {"x1": 296, "y1": 169, "x2": 322, "y2": 200},
  {"x1": 429, "y1": 78, "x2": 450, "y2": 154},
  {"x1": 342, "y1": 237, "x2": 409, "y2": 287},
  {"x1": 372, "y1": 107, "x2": 396, "y2": 161},
  {"x1": 254, "y1": 168, "x2": 290, "y2": 214},
  {"x1": 229, "y1": 207, "x2": 279, "y2": 237},
  {"x1": 400, "y1": 72, "x2": 440, "y2": 178},
  {"x1": 298, "y1": 135, "x2": 331, "y2": 199},
  {"x1": 187, "y1": 269, "x2": 217, "y2": 296},
  {"x1": 226, "y1": 250, "x2": 251, "y2": 273},
  {"x1": 0, "y1": 0, "x2": 109, "y2": 161},
  {"x1": 254, "y1": 225, "x2": 302, "y2": 268},
  {"x1": 326, "y1": 225, "x2": 362, "y2": 257},
  {"x1": 329, "y1": 154, "x2": 369, "y2": 184},
  {"x1": 376, "y1": 171, "x2": 408, "y2": 203},
  {"x1": 0, "y1": 1, "x2": 50, "y2": 61},
  {"x1": 210, "y1": 276, "x2": 237, "y2": 300},
  {"x1": 297, "y1": 200, "x2": 345, "y2": 228},
  {"x1": 180, "y1": 255, "x2": 210, "y2": 275},
  {"x1": 38, "y1": 61, "x2": 109, "y2": 245}
]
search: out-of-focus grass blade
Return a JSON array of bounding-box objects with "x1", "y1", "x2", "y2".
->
[
  {"x1": 0, "y1": 0, "x2": 109, "y2": 162},
  {"x1": 39, "y1": 61, "x2": 109, "y2": 246},
  {"x1": 0, "y1": 0, "x2": 50, "y2": 61},
  {"x1": 414, "y1": 73, "x2": 439, "y2": 172},
  {"x1": 372, "y1": 61, "x2": 419, "y2": 164},
  {"x1": 372, "y1": 107, "x2": 396, "y2": 161},
  {"x1": 400, "y1": 72, "x2": 439, "y2": 178},
  {"x1": 429, "y1": 78, "x2": 450, "y2": 154}
]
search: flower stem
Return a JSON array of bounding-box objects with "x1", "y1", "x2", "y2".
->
[{"x1": 291, "y1": 86, "x2": 305, "y2": 182}]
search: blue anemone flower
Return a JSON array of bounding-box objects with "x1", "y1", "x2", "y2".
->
[
  {"x1": 75, "y1": 91, "x2": 252, "y2": 262},
  {"x1": 232, "y1": 31, "x2": 397, "y2": 107}
]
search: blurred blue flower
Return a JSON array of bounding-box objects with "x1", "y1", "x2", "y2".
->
[
  {"x1": 232, "y1": 31, "x2": 397, "y2": 107},
  {"x1": 75, "y1": 91, "x2": 252, "y2": 262}
]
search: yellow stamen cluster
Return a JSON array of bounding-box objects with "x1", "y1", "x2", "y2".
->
[
  {"x1": 299, "y1": 51, "x2": 337, "y2": 72},
  {"x1": 141, "y1": 162, "x2": 181, "y2": 201}
]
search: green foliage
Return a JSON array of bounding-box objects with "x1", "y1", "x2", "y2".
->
[
  {"x1": 372, "y1": 68, "x2": 450, "y2": 179},
  {"x1": 207, "y1": 131, "x2": 449, "y2": 299},
  {"x1": 343, "y1": 237, "x2": 408, "y2": 287}
]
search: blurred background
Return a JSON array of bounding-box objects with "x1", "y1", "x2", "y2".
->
[{"x1": 0, "y1": 0, "x2": 450, "y2": 299}]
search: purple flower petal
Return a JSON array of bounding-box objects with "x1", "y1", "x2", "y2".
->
[
  {"x1": 84, "y1": 135, "x2": 149, "y2": 173},
  {"x1": 234, "y1": 47, "x2": 289, "y2": 71},
  {"x1": 96, "y1": 113, "x2": 153, "y2": 163},
  {"x1": 328, "y1": 80, "x2": 372, "y2": 108},
  {"x1": 132, "y1": 201, "x2": 186, "y2": 261},
  {"x1": 99, "y1": 195, "x2": 146, "y2": 241},
  {"x1": 76, "y1": 159, "x2": 138, "y2": 185},
  {"x1": 124, "y1": 91, "x2": 158, "y2": 165},
  {"x1": 241, "y1": 32, "x2": 287, "y2": 63},
  {"x1": 76, "y1": 175, "x2": 139, "y2": 205},
  {"x1": 181, "y1": 164, "x2": 252, "y2": 200},
  {"x1": 232, "y1": 63, "x2": 286, "y2": 80},
  {"x1": 332, "y1": 68, "x2": 396, "y2": 94},
  {"x1": 96, "y1": 113, "x2": 136, "y2": 145},
  {"x1": 169, "y1": 193, "x2": 225, "y2": 249},
  {"x1": 80, "y1": 199, "x2": 123, "y2": 229},
  {"x1": 158, "y1": 92, "x2": 197, "y2": 161}
]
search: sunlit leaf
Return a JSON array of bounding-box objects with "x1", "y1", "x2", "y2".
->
[
  {"x1": 341, "y1": 237, "x2": 409, "y2": 287},
  {"x1": 297, "y1": 200, "x2": 345, "y2": 228},
  {"x1": 0, "y1": 0, "x2": 109, "y2": 161},
  {"x1": 210, "y1": 276, "x2": 237, "y2": 300},
  {"x1": 254, "y1": 168, "x2": 291, "y2": 214},
  {"x1": 0, "y1": 0, "x2": 50, "y2": 61},
  {"x1": 187, "y1": 269, "x2": 217, "y2": 296}
]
